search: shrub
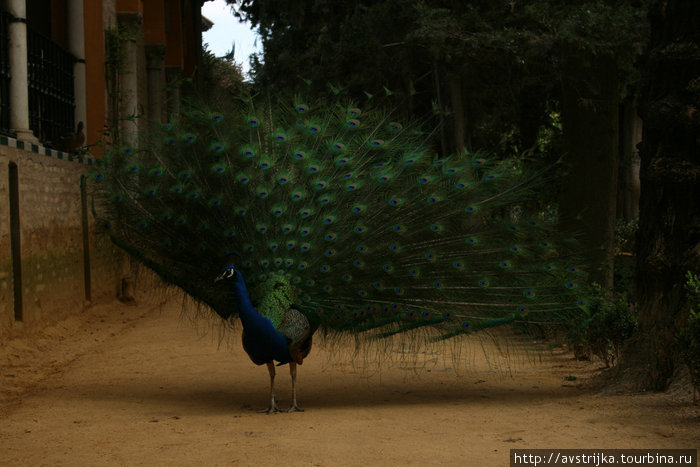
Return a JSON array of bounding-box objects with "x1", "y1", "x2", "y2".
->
[
  {"x1": 677, "y1": 272, "x2": 700, "y2": 399},
  {"x1": 567, "y1": 284, "x2": 637, "y2": 367}
]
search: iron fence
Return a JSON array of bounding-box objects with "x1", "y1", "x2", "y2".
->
[{"x1": 27, "y1": 25, "x2": 76, "y2": 147}]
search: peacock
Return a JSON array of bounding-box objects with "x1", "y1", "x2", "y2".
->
[{"x1": 90, "y1": 95, "x2": 587, "y2": 413}]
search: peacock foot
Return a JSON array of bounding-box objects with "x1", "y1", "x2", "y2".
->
[
  {"x1": 286, "y1": 404, "x2": 304, "y2": 413},
  {"x1": 258, "y1": 404, "x2": 279, "y2": 414}
]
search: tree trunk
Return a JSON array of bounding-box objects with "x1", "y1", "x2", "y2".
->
[
  {"x1": 448, "y1": 73, "x2": 468, "y2": 153},
  {"x1": 559, "y1": 52, "x2": 620, "y2": 289},
  {"x1": 617, "y1": 99, "x2": 642, "y2": 222},
  {"x1": 432, "y1": 61, "x2": 449, "y2": 158},
  {"x1": 617, "y1": 0, "x2": 700, "y2": 391},
  {"x1": 518, "y1": 84, "x2": 547, "y2": 152}
]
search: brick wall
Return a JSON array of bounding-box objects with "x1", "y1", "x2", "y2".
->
[{"x1": 0, "y1": 139, "x2": 129, "y2": 337}]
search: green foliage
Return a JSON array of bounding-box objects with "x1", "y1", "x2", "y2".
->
[
  {"x1": 525, "y1": 1, "x2": 648, "y2": 55},
  {"x1": 196, "y1": 45, "x2": 248, "y2": 101},
  {"x1": 104, "y1": 26, "x2": 133, "y2": 79},
  {"x1": 615, "y1": 219, "x2": 638, "y2": 254},
  {"x1": 233, "y1": 0, "x2": 421, "y2": 104},
  {"x1": 229, "y1": 0, "x2": 648, "y2": 160},
  {"x1": 677, "y1": 272, "x2": 700, "y2": 394},
  {"x1": 104, "y1": 25, "x2": 137, "y2": 143},
  {"x1": 567, "y1": 284, "x2": 637, "y2": 366}
]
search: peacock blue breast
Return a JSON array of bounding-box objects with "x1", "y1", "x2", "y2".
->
[
  {"x1": 241, "y1": 322, "x2": 292, "y2": 365},
  {"x1": 223, "y1": 267, "x2": 297, "y2": 364}
]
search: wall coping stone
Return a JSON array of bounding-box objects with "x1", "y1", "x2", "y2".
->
[{"x1": 0, "y1": 135, "x2": 98, "y2": 166}]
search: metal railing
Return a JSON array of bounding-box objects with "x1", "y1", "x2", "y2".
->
[{"x1": 27, "y1": 26, "x2": 76, "y2": 146}]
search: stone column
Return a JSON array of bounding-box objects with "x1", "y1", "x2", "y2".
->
[
  {"x1": 145, "y1": 44, "x2": 166, "y2": 124},
  {"x1": 116, "y1": 11, "x2": 142, "y2": 145},
  {"x1": 67, "y1": 0, "x2": 87, "y2": 135},
  {"x1": 3, "y1": 0, "x2": 38, "y2": 143},
  {"x1": 165, "y1": 67, "x2": 181, "y2": 122}
]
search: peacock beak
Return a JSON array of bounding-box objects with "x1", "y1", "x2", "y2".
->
[{"x1": 214, "y1": 272, "x2": 226, "y2": 283}]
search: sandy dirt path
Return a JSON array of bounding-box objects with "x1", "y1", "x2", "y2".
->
[{"x1": 1, "y1": 299, "x2": 698, "y2": 466}]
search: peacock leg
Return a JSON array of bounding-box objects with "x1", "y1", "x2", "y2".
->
[
  {"x1": 287, "y1": 362, "x2": 304, "y2": 412},
  {"x1": 259, "y1": 361, "x2": 279, "y2": 414}
]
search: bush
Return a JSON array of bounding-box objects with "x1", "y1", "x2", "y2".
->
[
  {"x1": 614, "y1": 219, "x2": 638, "y2": 254},
  {"x1": 567, "y1": 284, "x2": 637, "y2": 367},
  {"x1": 677, "y1": 272, "x2": 700, "y2": 398}
]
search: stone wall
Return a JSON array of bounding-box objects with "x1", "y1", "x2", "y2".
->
[{"x1": 0, "y1": 138, "x2": 128, "y2": 337}]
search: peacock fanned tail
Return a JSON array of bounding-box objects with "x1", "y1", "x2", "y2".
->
[{"x1": 91, "y1": 96, "x2": 587, "y2": 340}]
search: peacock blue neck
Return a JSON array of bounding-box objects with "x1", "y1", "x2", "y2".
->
[
  {"x1": 228, "y1": 270, "x2": 260, "y2": 329},
  {"x1": 227, "y1": 267, "x2": 292, "y2": 362},
  {"x1": 227, "y1": 269, "x2": 279, "y2": 332}
]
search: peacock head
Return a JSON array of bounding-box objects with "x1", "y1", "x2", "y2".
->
[
  {"x1": 214, "y1": 265, "x2": 239, "y2": 283},
  {"x1": 215, "y1": 252, "x2": 245, "y2": 284}
]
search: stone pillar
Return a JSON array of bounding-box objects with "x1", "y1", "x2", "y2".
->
[
  {"x1": 165, "y1": 67, "x2": 181, "y2": 122},
  {"x1": 67, "y1": 0, "x2": 87, "y2": 135},
  {"x1": 145, "y1": 44, "x2": 166, "y2": 124},
  {"x1": 3, "y1": 0, "x2": 38, "y2": 143},
  {"x1": 116, "y1": 11, "x2": 142, "y2": 145}
]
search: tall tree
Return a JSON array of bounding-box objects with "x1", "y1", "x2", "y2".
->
[
  {"x1": 521, "y1": 1, "x2": 647, "y2": 288},
  {"x1": 619, "y1": 0, "x2": 700, "y2": 390},
  {"x1": 230, "y1": 0, "x2": 648, "y2": 290},
  {"x1": 232, "y1": 0, "x2": 557, "y2": 154},
  {"x1": 558, "y1": 51, "x2": 620, "y2": 289},
  {"x1": 232, "y1": 0, "x2": 423, "y2": 102}
]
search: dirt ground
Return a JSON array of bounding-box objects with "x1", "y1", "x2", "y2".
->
[{"x1": 1, "y1": 296, "x2": 698, "y2": 466}]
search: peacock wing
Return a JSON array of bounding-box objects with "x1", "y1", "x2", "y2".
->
[{"x1": 278, "y1": 308, "x2": 313, "y2": 363}]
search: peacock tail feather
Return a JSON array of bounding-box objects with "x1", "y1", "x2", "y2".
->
[{"x1": 91, "y1": 96, "x2": 586, "y2": 340}]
